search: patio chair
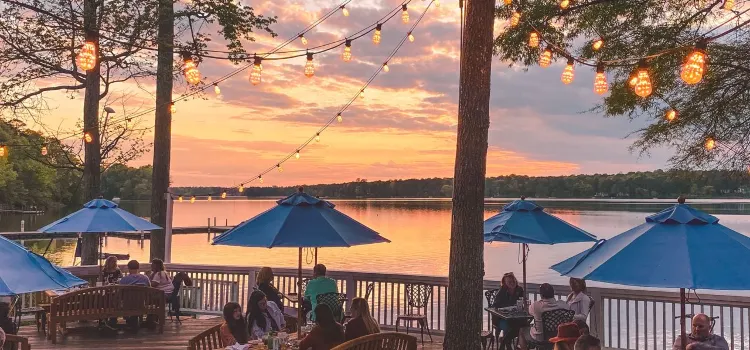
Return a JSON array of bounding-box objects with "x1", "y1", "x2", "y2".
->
[
  {"x1": 316, "y1": 292, "x2": 347, "y2": 323},
  {"x1": 527, "y1": 309, "x2": 575, "y2": 350},
  {"x1": 331, "y1": 332, "x2": 417, "y2": 350},
  {"x1": 395, "y1": 283, "x2": 433, "y2": 345},
  {"x1": 482, "y1": 289, "x2": 499, "y2": 350}
]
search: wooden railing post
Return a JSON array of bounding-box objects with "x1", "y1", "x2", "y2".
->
[
  {"x1": 246, "y1": 268, "x2": 257, "y2": 305},
  {"x1": 345, "y1": 274, "x2": 356, "y2": 312},
  {"x1": 589, "y1": 287, "x2": 605, "y2": 339}
]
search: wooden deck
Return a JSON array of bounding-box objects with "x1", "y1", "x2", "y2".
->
[{"x1": 16, "y1": 317, "x2": 445, "y2": 349}]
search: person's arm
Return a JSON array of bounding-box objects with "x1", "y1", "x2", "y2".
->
[
  {"x1": 249, "y1": 322, "x2": 266, "y2": 340},
  {"x1": 303, "y1": 280, "x2": 313, "y2": 299},
  {"x1": 219, "y1": 323, "x2": 236, "y2": 346}
]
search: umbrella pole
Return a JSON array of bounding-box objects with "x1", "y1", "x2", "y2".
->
[
  {"x1": 680, "y1": 288, "x2": 687, "y2": 350},
  {"x1": 523, "y1": 243, "x2": 528, "y2": 302},
  {"x1": 314, "y1": 247, "x2": 318, "y2": 266},
  {"x1": 298, "y1": 247, "x2": 303, "y2": 338}
]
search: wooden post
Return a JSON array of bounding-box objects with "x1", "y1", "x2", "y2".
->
[
  {"x1": 247, "y1": 269, "x2": 257, "y2": 306},
  {"x1": 589, "y1": 287, "x2": 605, "y2": 338},
  {"x1": 345, "y1": 274, "x2": 356, "y2": 312},
  {"x1": 164, "y1": 193, "x2": 174, "y2": 263}
]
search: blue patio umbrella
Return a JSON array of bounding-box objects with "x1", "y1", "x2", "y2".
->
[
  {"x1": 551, "y1": 198, "x2": 750, "y2": 350},
  {"x1": 484, "y1": 197, "x2": 597, "y2": 292},
  {"x1": 0, "y1": 235, "x2": 86, "y2": 296},
  {"x1": 212, "y1": 188, "x2": 389, "y2": 334}
]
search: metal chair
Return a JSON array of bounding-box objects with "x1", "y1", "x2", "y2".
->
[
  {"x1": 395, "y1": 283, "x2": 433, "y2": 345},
  {"x1": 316, "y1": 292, "x2": 347, "y2": 323},
  {"x1": 482, "y1": 289, "x2": 499, "y2": 350},
  {"x1": 527, "y1": 309, "x2": 575, "y2": 350}
]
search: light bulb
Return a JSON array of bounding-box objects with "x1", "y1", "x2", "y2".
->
[
  {"x1": 681, "y1": 42, "x2": 707, "y2": 85},
  {"x1": 239, "y1": 184, "x2": 244, "y2": 193},
  {"x1": 316, "y1": 133, "x2": 321, "y2": 142},
  {"x1": 277, "y1": 164, "x2": 283, "y2": 172},
  {"x1": 41, "y1": 146, "x2": 48, "y2": 156},
  {"x1": 561, "y1": 59, "x2": 575, "y2": 84},
  {"x1": 221, "y1": 192, "x2": 227, "y2": 199},
  {"x1": 408, "y1": 33, "x2": 415, "y2": 42},
  {"x1": 304, "y1": 53, "x2": 315, "y2": 78},
  {"x1": 539, "y1": 48, "x2": 552, "y2": 68},
  {"x1": 183, "y1": 58, "x2": 201, "y2": 85},
  {"x1": 84, "y1": 132, "x2": 93, "y2": 143},
  {"x1": 0, "y1": 146, "x2": 6, "y2": 157},
  {"x1": 528, "y1": 32, "x2": 539, "y2": 48},
  {"x1": 359, "y1": 90, "x2": 365, "y2": 99},
  {"x1": 300, "y1": 34, "x2": 308, "y2": 46},
  {"x1": 383, "y1": 62, "x2": 389, "y2": 72},
  {"x1": 628, "y1": 72, "x2": 639, "y2": 87},
  {"x1": 250, "y1": 56, "x2": 262, "y2": 85},
  {"x1": 401, "y1": 5, "x2": 409, "y2": 24},
  {"x1": 170, "y1": 102, "x2": 176, "y2": 114},
  {"x1": 705, "y1": 137, "x2": 715, "y2": 150},
  {"x1": 342, "y1": 40, "x2": 352, "y2": 62},
  {"x1": 213, "y1": 83, "x2": 221, "y2": 95},
  {"x1": 373, "y1": 24, "x2": 382, "y2": 44},
  {"x1": 341, "y1": 5, "x2": 349, "y2": 16},
  {"x1": 510, "y1": 12, "x2": 521, "y2": 27},
  {"x1": 259, "y1": 176, "x2": 264, "y2": 184},
  {"x1": 594, "y1": 64, "x2": 608, "y2": 95},
  {"x1": 666, "y1": 110, "x2": 677, "y2": 122},
  {"x1": 435, "y1": 0, "x2": 440, "y2": 7},
  {"x1": 295, "y1": 150, "x2": 300, "y2": 159},
  {"x1": 592, "y1": 39, "x2": 603, "y2": 51},
  {"x1": 560, "y1": 0, "x2": 570, "y2": 9},
  {"x1": 190, "y1": 196, "x2": 196, "y2": 203},
  {"x1": 633, "y1": 60, "x2": 652, "y2": 98},
  {"x1": 504, "y1": 0, "x2": 512, "y2": 4},
  {"x1": 76, "y1": 41, "x2": 97, "y2": 71},
  {"x1": 723, "y1": 0, "x2": 734, "y2": 10},
  {"x1": 178, "y1": 196, "x2": 183, "y2": 203},
  {"x1": 337, "y1": 113, "x2": 343, "y2": 123}
]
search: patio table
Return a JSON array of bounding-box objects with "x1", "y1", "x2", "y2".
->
[{"x1": 485, "y1": 307, "x2": 534, "y2": 350}]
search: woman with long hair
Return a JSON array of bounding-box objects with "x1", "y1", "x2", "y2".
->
[
  {"x1": 101, "y1": 256, "x2": 122, "y2": 284},
  {"x1": 246, "y1": 290, "x2": 285, "y2": 340},
  {"x1": 344, "y1": 297, "x2": 380, "y2": 341},
  {"x1": 149, "y1": 258, "x2": 174, "y2": 295},
  {"x1": 566, "y1": 278, "x2": 592, "y2": 320},
  {"x1": 257, "y1": 267, "x2": 284, "y2": 309},
  {"x1": 298, "y1": 304, "x2": 345, "y2": 350},
  {"x1": 492, "y1": 272, "x2": 525, "y2": 350},
  {"x1": 220, "y1": 302, "x2": 249, "y2": 345}
]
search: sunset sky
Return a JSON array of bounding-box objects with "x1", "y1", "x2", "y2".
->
[{"x1": 31, "y1": 0, "x2": 672, "y2": 187}]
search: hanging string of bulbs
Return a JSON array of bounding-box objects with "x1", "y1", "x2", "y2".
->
[
  {"x1": 504, "y1": 0, "x2": 749, "y2": 152},
  {"x1": 173, "y1": 0, "x2": 438, "y2": 203}
]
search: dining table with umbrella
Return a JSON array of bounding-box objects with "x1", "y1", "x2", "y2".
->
[
  {"x1": 484, "y1": 197, "x2": 597, "y2": 294},
  {"x1": 551, "y1": 197, "x2": 750, "y2": 350},
  {"x1": 212, "y1": 187, "x2": 390, "y2": 337}
]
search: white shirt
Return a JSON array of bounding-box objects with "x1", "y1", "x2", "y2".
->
[
  {"x1": 529, "y1": 298, "x2": 570, "y2": 341},
  {"x1": 567, "y1": 292, "x2": 592, "y2": 320},
  {"x1": 249, "y1": 301, "x2": 286, "y2": 340},
  {"x1": 151, "y1": 271, "x2": 174, "y2": 295}
]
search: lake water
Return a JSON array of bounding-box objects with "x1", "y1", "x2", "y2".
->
[{"x1": 4, "y1": 198, "x2": 750, "y2": 288}]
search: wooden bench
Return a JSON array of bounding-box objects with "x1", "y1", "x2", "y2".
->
[
  {"x1": 187, "y1": 323, "x2": 224, "y2": 350},
  {"x1": 4, "y1": 334, "x2": 31, "y2": 350},
  {"x1": 48, "y1": 285, "x2": 165, "y2": 344}
]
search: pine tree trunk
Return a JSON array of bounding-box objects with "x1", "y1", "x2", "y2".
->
[
  {"x1": 149, "y1": 0, "x2": 174, "y2": 261},
  {"x1": 80, "y1": 0, "x2": 101, "y2": 266},
  {"x1": 444, "y1": 0, "x2": 495, "y2": 348}
]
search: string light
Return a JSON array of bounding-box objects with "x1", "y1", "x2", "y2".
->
[
  {"x1": 559, "y1": 0, "x2": 570, "y2": 9},
  {"x1": 170, "y1": 102, "x2": 177, "y2": 114},
  {"x1": 221, "y1": 192, "x2": 227, "y2": 199},
  {"x1": 539, "y1": 47, "x2": 552, "y2": 68},
  {"x1": 76, "y1": 41, "x2": 97, "y2": 71},
  {"x1": 592, "y1": 39, "x2": 604, "y2": 51},
  {"x1": 633, "y1": 60, "x2": 653, "y2": 98},
  {"x1": 408, "y1": 32, "x2": 415, "y2": 42},
  {"x1": 299, "y1": 34, "x2": 308, "y2": 46},
  {"x1": 337, "y1": 113, "x2": 343, "y2": 123},
  {"x1": 401, "y1": 5, "x2": 409, "y2": 24},
  {"x1": 373, "y1": 24, "x2": 382, "y2": 44},
  {"x1": 277, "y1": 164, "x2": 283, "y2": 172},
  {"x1": 342, "y1": 40, "x2": 353, "y2": 62},
  {"x1": 41, "y1": 146, "x2": 48, "y2": 156},
  {"x1": 341, "y1": 5, "x2": 349, "y2": 16},
  {"x1": 239, "y1": 184, "x2": 244, "y2": 193},
  {"x1": 504, "y1": 0, "x2": 512, "y2": 4},
  {"x1": 190, "y1": 196, "x2": 196, "y2": 203},
  {"x1": 681, "y1": 41, "x2": 707, "y2": 85},
  {"x1": 529, "y1": 32, "x2": 539, "y2": 48},
  {"x1": 383, "y1": 62, "x2": 390, "y2": 72},
  {"x1": 183, "y1": 55, "x2": 201, "y2": 85},
  {"x1": 705, "y1": 137, "x2": 716, "y2": 150},
  {"x1": 213, "y1": 83, "x2": 221, "y2": 95},
  {"x1": 435, "y1": 0, "x2": 440, "y2": 7},
  {"x1": 359, "y1": 89, "x2": 365, "y2": 99},
  {"x1": 295, "y1": 150, "x2": 300, "y2": 159},
  {"x1": 594, "y1": 63, "x2": 608, "y2": 95},
  {"x1": 84, "y1": 132, "x2": 93, "y2": 143},
  {"x1": 316, "y1": 133, "x2": 321, "y2": 142},
  {"x1": 250, "y1": 55, "x2": 263, "y2": 85},
  {"x1": 723, "y1": 0, "x2": 734, "y2": 10},
  {"x1": 304, "y1": 53, "x2": 315, "y2": 78},
  {"x1": 178, "y1": 196, "x2": 183, "y2": 202},
  {"x1": 0, "y1": 145, "x2": 6, "y2": 157},
  {"x1": 666, "y1": 109, "x2": 677, "y2": 122},
  {"x1": 259, "y1": 175, "x2": 264, "y2": 184},
  {"x1": 628, "y1": 68, "x2": 639, "y2": 87},
  {"x1": 561, "y1": 58, "x2": 575, "y2": 84},
  {"x1": 510, "y1": 12, "x2": 521, "y2": 27}
]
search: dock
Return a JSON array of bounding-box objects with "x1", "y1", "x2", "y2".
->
[{"x1": 0, "y1": 225, "x2": 232, "y2": 240}]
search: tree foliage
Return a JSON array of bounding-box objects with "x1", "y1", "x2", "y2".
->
[{"x1": 493, "y1": 0, "x2": 750, "y2": 170}]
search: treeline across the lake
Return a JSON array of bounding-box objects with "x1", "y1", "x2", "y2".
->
[{"x1": 174, "y1": 169, "x2": 750, "y2": 199}]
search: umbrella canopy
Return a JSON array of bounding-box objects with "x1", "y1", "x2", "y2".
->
[
  {"x1": 484, "y1": 198, "x2": 597, "y2": 244},
  {"x1": 212, "y1": 189, "x2": 390, "y2": 248},
  {"x1": 0, "y1": 235, "x2": 86, "y2": 296},
  {"x1": 39, "y1": 198, "x2": 161, "y2": 233},
  {"x1": 551, "y1": 202, "x2": 750, "y2": 290}
]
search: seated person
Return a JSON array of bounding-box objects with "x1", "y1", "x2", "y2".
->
[
  {"x1": 519, "y1": 283, "x2": 570, "y2": 350},
  {"x1": 246, "y1": 290, "x2": 285, "y2": 340},
  {"x1": 304, "y1": 264, "x2": 338, "y2": 320},
  {"x1": 0, "y1": 326, "x2": 4, "y2": 348},
  {"x1": 220, "y1": 302, "x2": 249, "y2": 345},
  {"x1": 549, "y1": 322, "x2": 581, "y2": 350},
  {"x1": 101, "y1": 256, "x2": 123, "y2": 285},
  {"x1": 299, "y1": 304, "x2": 345, "y2": 350},
  {"x1": 575, "y1": 334, "x2": 602, "y2": 350},
  {"x1": 119, "y1": 260, "x2": 151, "y2": 286},
  {"x1": 0, "y1": 302, "x2": 16, "y2": 336},
  {"x1": 566, "y1": 278, "x2": 592, "y2": 321},
  {"x1": 672, "y1": 314, "x2": 729, "y2": 350},
  {"x1": 344, "y1": 298, "x2": 380, "y2": 341},
  {"x1": 491, "y1": 272, "x2": 525, "y2": 350},
  {"x1": 257, "y1": 267, "x2": 284, "y2": 309},
  {"x1": 148, "y1": 258, "x2": 174, "y2": 295}
]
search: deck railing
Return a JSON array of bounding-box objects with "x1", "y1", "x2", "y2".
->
[{"x1": 29, "y1": 264, "x2": 750, "y2": 350}]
